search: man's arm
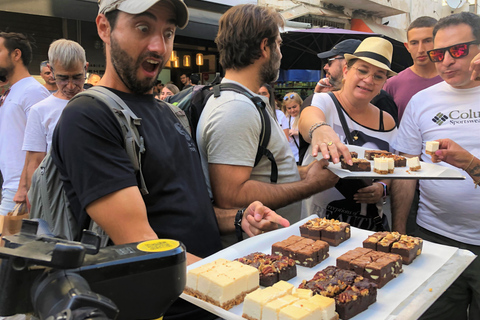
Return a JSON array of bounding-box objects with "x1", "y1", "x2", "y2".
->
[
  {"x1": 25, "y1": 151, "x2": 46, "y2": 190},
  {"x1": 86, "y1": 186, "x2": 201, "y2": 265},
  {"x1": 209, "y1": 159, "x2": 338, "y2": 209},
  {"x1": 390, "y1": 152, "x2": 419, "y2": 234},
  {"x1": 13, "y1": 162, "x2": 28, "y2": 203}
]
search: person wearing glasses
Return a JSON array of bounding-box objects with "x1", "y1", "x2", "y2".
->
[
  {"x1": 391, "y1": 12, "x2": 480, "y2": 320},
  {"x1": 298, "y1": 37, "x2": 397, "y2": 226},
  {"x1": 39, "y1": 60, "x2": 57, "y2": 93},
  {"x1": 21, "y1": 39, "x2": 87, "y2": 194},
  {"x1": 0, "y1": 32, "x2": 50, "y2": 215},
  {"x1": 312, "y1": 40, "x2": 398, "y2": 126},
  {"x1": 282, "y1": 92, "x2": 302, "y2": 163},
  {"x1": 384, "y1": 16, "x2": 443, "y2": 124}
]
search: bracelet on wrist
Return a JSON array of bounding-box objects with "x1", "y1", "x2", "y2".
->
[
  {"x1": 234, "y1": 208, "x2": 246, "y2": 242},
  {"x1": 465, "y1": 154, "x2": 475, "y2": 171},
  {"x1": 308, "y1": 122, "x2": 330, "y2": 140},
  {"x1": 376, "y1": 182, "x2": 388, "y2": 203}
]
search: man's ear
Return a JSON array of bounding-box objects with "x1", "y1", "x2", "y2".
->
[
  {"x1": 96, "y1": 14, "x2": 111, "y2": 46},
  {"x1": 11, "y1": 48, "x2": 22, "y2": 63},
  {"x1": 261, "y1": 38, "x2": 269, "y2": 58},
  {"x1": 404, "y1": 42, "x2": 410, "y2": 52}
]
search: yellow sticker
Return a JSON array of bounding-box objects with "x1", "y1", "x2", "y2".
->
[{"x1": 137, "y1": 239, "x2": 180, "y2": 252}]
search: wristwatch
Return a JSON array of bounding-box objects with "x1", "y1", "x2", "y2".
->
[
  {"x1": 235, "y1": 208, "x2": 246, "y2": 242},
  {"x1": 376, "y1": 181, "x2": 388, "y2": 204}
]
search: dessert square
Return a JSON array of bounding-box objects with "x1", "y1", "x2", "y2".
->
[
  {"x1": 362, "y1": 231, "x2": 423, "y2": 265},
  {"x1": 364, "y1": 149, "x2": 392, "y2": 160},
  {"x1": 426, "y1": 140, "x2": 439, "y2": 156},
  {"x1": 341, "y1": 158, "x2": 371, "y2": 172},
  {"x1": 184, "y1": 258, "x2": 259, "y2": 310},
  {"x1": 407, "y1": 156, "x2": 422, "y2": 171},
  {"x1": 299, "y1": 218, "x2": 351, "y2": 247}
]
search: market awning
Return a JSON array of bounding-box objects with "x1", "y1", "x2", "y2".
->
[
  {"x1": 280, "y1": 28, "x2": 412, "y2": 72},
  {"x1": 280, "y1": 4, "x2": 350, "y2": 26},
  {"x1": 351, "y1": 18, "x2": 407, "y2": 44}
]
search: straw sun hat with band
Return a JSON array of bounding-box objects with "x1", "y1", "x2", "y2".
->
[{"x1": 344, "y1": 37, "x2": 397, "y2": 77}]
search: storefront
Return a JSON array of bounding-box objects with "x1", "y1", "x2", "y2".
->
[{"x1": 0, "y1": 0, "x2": 228, "y2": 89}]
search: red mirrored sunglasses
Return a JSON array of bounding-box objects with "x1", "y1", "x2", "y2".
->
[{"x1": 427, "y1": 40, "x2": 480, "y2": 62}]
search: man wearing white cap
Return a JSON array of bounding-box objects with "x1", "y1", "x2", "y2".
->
[{"x1": 50, "y1": 1, "x2": 287, "y2": 319}]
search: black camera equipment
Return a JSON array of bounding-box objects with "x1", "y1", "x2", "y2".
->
[{"x1": 0, "y1": 220, "x2": 187, "y2": 320}]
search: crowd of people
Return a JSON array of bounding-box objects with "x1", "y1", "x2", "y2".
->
[{"x1": 0, "y1": 0, "x2": 479, "y2": 319}]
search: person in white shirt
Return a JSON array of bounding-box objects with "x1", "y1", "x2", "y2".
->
[
  {"x1": 391, "y1": 12, "x2": 480, "y2": 319},
  {"x1": 21, "y1": 39, "x2": 87, "y2": 192},
  {"x1": 0, "y1": 32, "x2": 49, "y2": 215}
]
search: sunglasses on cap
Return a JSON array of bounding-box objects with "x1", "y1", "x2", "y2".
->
[
  {"x1": 427, "y1": 40, "x2": 480, "y2": 62},
  {"x1": 327, "y1": 56, "x2": 344, "y2": 66},
  {"x1": 284, "y1": 94, "x2": 295, "y2": 101}
]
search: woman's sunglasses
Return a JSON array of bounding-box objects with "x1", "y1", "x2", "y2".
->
[
  {"x1": 427, "y1": 40, "x2": 479, "y2": 62},
  {"x1": 284, "y1": 94, "x2": 295, "y2": 101}
]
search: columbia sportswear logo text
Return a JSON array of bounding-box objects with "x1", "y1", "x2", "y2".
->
[{"x1": 432, "y1": 109, "x2": 480, "y2": 126}]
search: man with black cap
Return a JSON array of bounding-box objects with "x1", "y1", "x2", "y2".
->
[
  {"x1": 51, "y1": 1, "x2": 286, "y2": 319},
  {"x1": 315, "y1": 39, "x2": 362, "y2": 93}
]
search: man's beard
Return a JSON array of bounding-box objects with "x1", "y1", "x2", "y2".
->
[
  {"x1": 260, "y1": 45, "x2": 281, "y2": 84},
  {"x1": 110, "y1": 35, "x2": 164, "y2": 94},
  {"x1": 0, "y1": 61, "x2": 14, "y2": 83},
  {"x1": 328, "y1": 73, "x2": 342, "y2": 89}
]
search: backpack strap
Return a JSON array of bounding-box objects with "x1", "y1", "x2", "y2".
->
[
  {"x1": 213, "y1": 83, "x2": 278, "y2": 183},
  {"x1": 73, "y1": 87, "x2": 149, "y2": 195}
]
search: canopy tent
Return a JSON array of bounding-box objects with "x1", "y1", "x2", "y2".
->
[{"x1": 280, "y1": 28, "x2": 412, "y2": 73}]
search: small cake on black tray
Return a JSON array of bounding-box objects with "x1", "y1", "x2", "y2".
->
[
  {"x1": 299, "y1": 217, "x2": 350, "y2": 246},
  {"x1": 272, "y1": 235, "x2": 330, "y2": 268},
  {"x1": 341, "y1": 158, "x2": 371, "y2": 172},
  {"x1": 362, "y1": 232, "x2": 423, "y2": 265},
  {"x1": 236, "y1": 252, "x2": 297, "y2": 287}
]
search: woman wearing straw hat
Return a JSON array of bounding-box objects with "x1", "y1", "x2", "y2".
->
[{"x1": 298, "y1": 37, "x2": 398, "y2": 230}]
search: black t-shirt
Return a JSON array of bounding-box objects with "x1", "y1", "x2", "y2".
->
[{"x1": 51, "y1": 87, "x2": 222, "y2": 258}]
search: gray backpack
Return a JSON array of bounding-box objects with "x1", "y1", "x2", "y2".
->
[{"x1": 28, "y1": 86, "x2": 189, "y2": 242}]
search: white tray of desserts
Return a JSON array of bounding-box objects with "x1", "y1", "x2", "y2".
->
[
  {"x1": 323, "y1": 145, "x2": 465, "y2": 180},
  {"x1": 181, "y1": 217, "x2": 473, "y2": 320}
]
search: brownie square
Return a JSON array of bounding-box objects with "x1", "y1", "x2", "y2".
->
[
  {"x1": 336, "y1": 248, "x2": 368, "y2": 270},
  {"x1": 364, "y1": 150, "x2": 392, "y2": 160},
  {"x1": 296, "y1": 246, "x2": 318, "y2": 268},
  {"x1": 391, "y1": 240, "x2": 418, "y2": 265},
  {"x1": 311, "y1": 240, "x2": 330, "y2": 264},
  {"x1": 364, "y1": 258, "x2": 394, "y2": 288},
  {"x1": 349, "y1": 255, "x2": 373, "y2": 276},
  {"x1": 377, "y1": 232, "x2": 401, "y2": 253},
  {"x1": 341, "y1": 158, "x2": 371, "y2": 172}
]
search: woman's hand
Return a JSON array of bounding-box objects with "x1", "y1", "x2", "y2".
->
[
  {"x1": 354, "y1": 182, "x2": 384, "y2": 204},
  {"x1": 311, "y1": 126, "x2": 352, "y2": 165},
  {"x1": 289, "y1": 129, "x2": 298, "y2": 137}
]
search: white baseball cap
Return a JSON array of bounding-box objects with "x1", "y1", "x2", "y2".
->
[{"x1": 98, "y1": 0, "x2": 189, "y2": 29}]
